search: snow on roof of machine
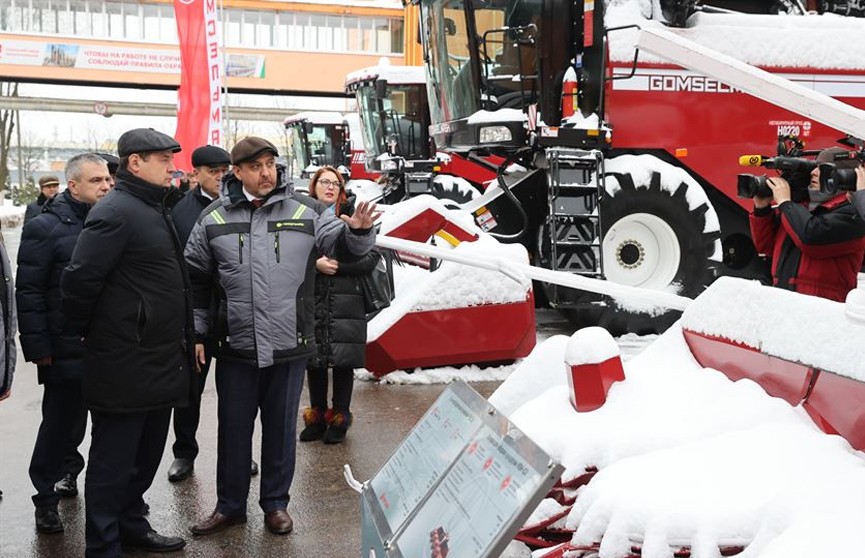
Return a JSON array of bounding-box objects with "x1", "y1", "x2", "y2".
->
[
  {"x1": 283, "y1": 111, "x2": 346, "y2": 126},
  {"x1": 345, "y1": 63, "x2": 427, "y2": 89},
  {"x1": 607, "y1": 1, "x2": 865, "y2": 70}
]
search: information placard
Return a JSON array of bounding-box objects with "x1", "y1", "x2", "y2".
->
[{"x1": 360, "y1": 381, "x2": 563, "y2": 558}]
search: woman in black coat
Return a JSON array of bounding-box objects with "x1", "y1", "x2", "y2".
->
[{"x1": 300, "y1": 166, "x2": 379, "y2": 444}]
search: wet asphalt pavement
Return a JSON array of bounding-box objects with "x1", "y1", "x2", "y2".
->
[
  {"x1": 0, "y1": 222, "x2": 575, "y2": 558},
  {"x1": 0, "y1": 354, "x2": 501, "y2": 558}
]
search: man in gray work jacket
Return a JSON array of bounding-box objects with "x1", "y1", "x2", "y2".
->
[{"x1": 185, "y1": 137, "x2": 376, "y2": 537}]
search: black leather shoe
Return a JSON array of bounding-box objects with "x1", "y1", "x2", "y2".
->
[
  {"x1": 167, "y1": 458, "x2": 194, "y2": 482},
  {"x1": 250, "y1": 460, "x2": 259, "y2": 476},
  {"x1": 122, "y1": 530, "x2": 186, "y2": 553},
  {"x1": 190, "y1": 510, "x2": 247, "y2": 536},
  {"x1": 35, "y1": 507, "x2": 64, "y2": 534},
  {"x1": 54, "y1": 473, "x2": 78, "y2": 498},
  {"x1": 264, "y1": 510, "x2": 293, "y2": 535}
]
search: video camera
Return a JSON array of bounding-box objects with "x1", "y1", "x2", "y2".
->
[
  {"x1": 818, "y1": 148, "x2": 864, "y2": 195},
  {"x1": 737, "y1": 155, "x2": 816, "y2": 200}
]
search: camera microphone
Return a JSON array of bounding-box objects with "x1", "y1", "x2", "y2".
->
[{"x1": 738, "y1": 155, "x2": 765, "y2": 167}]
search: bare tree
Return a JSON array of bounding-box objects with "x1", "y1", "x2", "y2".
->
[
  {"x1": 0, "y1": 82, "x2": 19, "y2": 198},
  {"x1": 18, "y1": 133, "x2": 44, "y2": 183},
  {"x1": 81, "y1": 124, "x2": 117, "y2": 153},
  {"x1": 224, "y1": 119, "x2": 255, "y2": 150}
]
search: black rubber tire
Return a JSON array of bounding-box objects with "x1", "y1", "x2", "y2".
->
[{"x1": 545, "y1": 170, "x2": 720, "y2": 336}]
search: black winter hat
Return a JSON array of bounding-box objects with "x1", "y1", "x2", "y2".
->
[
  {"x1": 96, "y1": 153, "x2": 120, "y2": 175},
  {"x1": 192, "y1": 145, "x2": 231, "y2": 168},
  {"x1": 816, "y1": 147, "x2": 860, "y2": 170},
  {"x1": 117, "y1": 128, "x2": 181, "y2": 157},
  {"x1": 230, "y1": 137, "x2": 279, "y2": 165}
]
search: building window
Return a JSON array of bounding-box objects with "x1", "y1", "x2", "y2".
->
[
  {"x1": 257, "y1": 11, "x2": 274, "y2": 47},
  {"x1": 390, "y1": 19, "x2": 404, "y2": 54},
  {"x1": 0, "y1": 0, "x2": 404, "y2": 55},
  {"x1": 290, "y1": 13, "x2": 306, "y2": 49},
  {"x1": 106, "y1": 1, "x2": 123, "y2": 40},
  {"x1": 124, "y1": 3, "x2": 140, "y2": 40},
  {"x1": 225, "y1": 8, "x2": 241, "y2": 45}
]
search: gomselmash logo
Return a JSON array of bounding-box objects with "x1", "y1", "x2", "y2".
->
[
  {"x1": 176, "y1": 0, "x2": 196, "y2": 5},
  {"x1": 613, "y1": 69, "x2": 737, "y2": 93}
]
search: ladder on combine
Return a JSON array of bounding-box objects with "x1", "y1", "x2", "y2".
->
[{"x1": 545, "y1": 148, "x2": 606, "y2": 306}]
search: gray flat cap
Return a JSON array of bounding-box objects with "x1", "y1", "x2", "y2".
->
[{"x1": 117, "y1": 128, "x2": 182, "y2": 157}]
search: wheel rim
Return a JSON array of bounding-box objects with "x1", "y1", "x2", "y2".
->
[{"x1": 602, "y1": 212, "x2": 681, "y2": 289}]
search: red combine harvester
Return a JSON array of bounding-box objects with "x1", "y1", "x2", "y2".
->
[
  {"x1": 344, "y1": 62, "x2": 500, "y2": 204},
  {"x1": 407, "y1": 0, "x2": 865, "y2": 334}
]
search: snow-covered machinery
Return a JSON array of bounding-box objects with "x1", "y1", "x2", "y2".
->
[
  {"x1": 488, "y1": 277, "x2": 865, "y2": 557},
  {"x1": 364, "y1": 196, "x2": 537, "y2": 376},
  {"x1": 344, "y1": 62, "x2": 499, "y2": 205},
  {"x1": 409, "y1": 0, "x2": 865, "y2": 334}
]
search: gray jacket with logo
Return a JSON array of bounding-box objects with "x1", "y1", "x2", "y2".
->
[{"x1": 184, "y1": 173, "x2": 375, "y2": 368}]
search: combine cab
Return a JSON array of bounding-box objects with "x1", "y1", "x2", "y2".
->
[
  {"x1": 283, "y1": 111, "x2": 370, "y2": 190},
  {"x1": 410, "y1": 0, "x2": 865, "y2": 333},
  {"x1": 345, "y1": 63, "x2": 499, "y2": 205}
]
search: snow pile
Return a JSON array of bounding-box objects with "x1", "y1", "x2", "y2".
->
[
  {"x1": 605, "y1": 2, "x2": 865, "y2": 70},
  {"x1": 568, "y1": 421, "x2": 865, "y2": 557},
  {"x1": 680, "y1": 276, "x2": 865, "y2": 382},
  {"x1": 492, "y1": 305, "x2": 865, "y2": 556},
  {"x1": 498, "y1": 328, "x2": 801, "y2": 480},
  {"x1": 565, "y1": 327, "x2": 620, "y2": 366}
]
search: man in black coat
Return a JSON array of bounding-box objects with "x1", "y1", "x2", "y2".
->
[
  {"x1": 24, "y1": 175, "x2": 61, "y2": 224},
  {"x1": 167, "y1": 144, "x2": 239, "y2": 482},
  {"x1": 17, "y1": 153, "x2": 111, "y2": 534},
  {"x1": 61, "y1": 128, "x2": 194, "y2": 558}
]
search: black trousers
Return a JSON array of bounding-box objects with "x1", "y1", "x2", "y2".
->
[
  {"x1": 29, "y1": 380, "x2": 88, "y2": 509},
  {"x1": 215, "y1": 358, "x2": 305, "y2": 517},
  {"x1": 85, "y1": 409, "x2": 171, "y2": 558},
  {"x1": 306, "y1": 365, "x2": 354, "y2": 412},
  {"x1": 171, "y1": 353, "x2": 212, "y2": 460}
]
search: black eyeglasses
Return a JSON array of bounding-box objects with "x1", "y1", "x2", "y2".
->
[{"x1": 317, "y1": 178, "x2": 340, "y2": 189}]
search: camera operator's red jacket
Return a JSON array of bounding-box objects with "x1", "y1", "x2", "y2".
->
[{"x1": 750, "y1": 194, "x2": 865, "y2": 302}]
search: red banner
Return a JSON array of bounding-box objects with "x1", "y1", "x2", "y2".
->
[{"x1": 173, "y1": 0, "x2": 222, "y2": 172}]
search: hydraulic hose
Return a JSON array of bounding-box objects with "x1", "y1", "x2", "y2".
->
[{"x1": 486, "y1": 150, "x2": 530, "y2": 242}]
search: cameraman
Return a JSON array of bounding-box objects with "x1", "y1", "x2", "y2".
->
[{"x1": 750, "y1": 147, "x2": 865, "y2": 302}]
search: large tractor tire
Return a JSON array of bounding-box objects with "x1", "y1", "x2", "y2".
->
[{"x1": 556, "y1": 155, "x2": 722, "y2": 335}]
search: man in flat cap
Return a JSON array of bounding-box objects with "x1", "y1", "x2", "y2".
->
[
  {"x1": 166, "y1": 144, "x2": 258, "y2": 483},
  {"x1": 186, "y1": 137, "x2": 376, "y2": 536},
  {"x1": 62, "y1": 128, "x2": 194, "y2": 556},
  {"x1": 24, "y1": 175, "x2": 61, "y2": 224}
]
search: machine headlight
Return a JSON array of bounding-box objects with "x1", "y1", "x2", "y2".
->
[
  {"x1": 380, "y1": 159, "x2": 399, "y2": 171},
  {"x1": 478, "y1": 125, "x2": 513, "y2": 144}
]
